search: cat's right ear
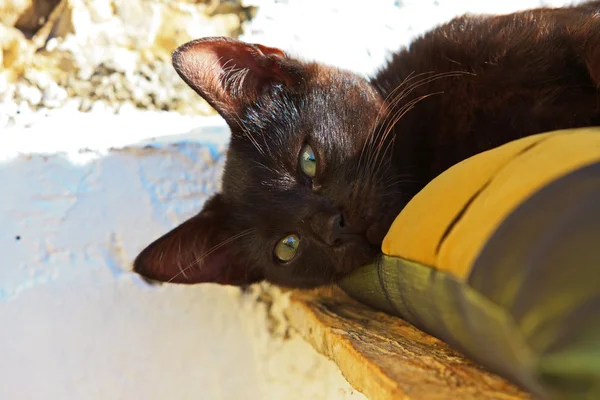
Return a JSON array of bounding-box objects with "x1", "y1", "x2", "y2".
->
[
  {"x1": 172, "y1": 37, "x2": 302, "y2": 122},
  {"x1": 133, "y1": 194, "x2": 262, "y2": 286}
]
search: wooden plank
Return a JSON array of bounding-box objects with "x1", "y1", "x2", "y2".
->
[{"x1": 285, "y1": 287, "x2": 530, "y2": 400}]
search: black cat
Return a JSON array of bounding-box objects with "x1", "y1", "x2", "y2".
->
[{"x1": 134, "y1": 2, "x2": 600, "y2": 288}]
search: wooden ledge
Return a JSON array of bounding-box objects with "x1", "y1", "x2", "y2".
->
[{"x1": 285, "y1": 287, "x2": 530, "y2": 400}]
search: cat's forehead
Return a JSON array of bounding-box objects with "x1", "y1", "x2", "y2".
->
[{"x1": 235, "y1": 67, "x2": 383, "y2": 147}]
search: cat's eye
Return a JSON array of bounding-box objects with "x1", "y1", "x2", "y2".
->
[
  {"x1": 299, "y1": 144, "x2": 317, "y2": 178},
  {"x1": 274, "y1": 234, "x2": 300, "y2": 262}
]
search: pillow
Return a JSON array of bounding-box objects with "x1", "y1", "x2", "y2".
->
[{"x1": 340, "y1": 127, "x2": 600, "y2": 399}]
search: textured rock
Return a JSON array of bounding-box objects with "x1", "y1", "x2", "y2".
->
[
  {"x1": 0, "y1": 0, "x2": 31, "y2": 26},
  {"x1": 0, "y1": 25, "x2": 34, "y2": 75},
  {"x1": 0, "y1": 0, "x2": 250, "y2": 114},
  {"x1": 14, "y1": 0, "x2": 62, "y2": 36}
]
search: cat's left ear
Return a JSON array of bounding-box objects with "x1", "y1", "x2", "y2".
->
[
  {"x1": 132, "y1": 194, "x2": 262, "y2": 286},
  {"x1": 172, "y1": 37, "x2": 302, "y2": 122}
]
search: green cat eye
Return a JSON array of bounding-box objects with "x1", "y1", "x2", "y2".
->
[
  {"x1": 274, "y1": 234, "x2": 300, "y2": 262},
  {"x1": 300, "y1": 144, "x2": 317, "y2": 177}
]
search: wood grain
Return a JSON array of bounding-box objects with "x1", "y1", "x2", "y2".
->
[{"x1": 285, "y1": 287, "x2": 531, "y2": 400}]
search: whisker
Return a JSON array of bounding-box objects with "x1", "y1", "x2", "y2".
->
[
  {"x1": 352, "y1": 73, "x2": 464, "y2": 210},
  {"x1": 231, "y1": 111, "x2": 266, "y2": 157},
  {"x1": 253, "y1": 160, "x2": 278, "y2": 174},
  {"x1": 367, "y1": 71, "x2": 469, "y2": 170},
  {"x1": 368, "y1": 71, "x2": 470, "y2": 154},
  {"x1": 168, "y1": 228, "x2": 255, "y2": 283},
  {"x1": 365, "y1": 96, "x2": 422, "y2": 180},
  {"x1": 353, "y1": 72, "x2": 442, "y2": 206},
  {"x1": 358, "y1": 70, "x2": 434, "y2": 170},
  {"x1": 371, "y1": 92, "x2": 444, "y2": 176}
]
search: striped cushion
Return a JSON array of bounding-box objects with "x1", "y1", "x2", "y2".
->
[{"x1": 341, "y1": 127, "x2": 600, "y2": 399}]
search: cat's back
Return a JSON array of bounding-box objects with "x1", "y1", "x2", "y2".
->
[
  {"x1": 373, "y1": 2, "x2": 600, "y2": 182},
  {"x1": 375, "y1": 2, "x2": 600, "y2": 88}
]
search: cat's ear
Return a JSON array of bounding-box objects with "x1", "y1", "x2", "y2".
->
[
  {"x1": 133, "y1": 194, "x2": 262, "y2": 286},
  {"x1": 172, "y1": 36, "x2": 301, "y2": 121}
]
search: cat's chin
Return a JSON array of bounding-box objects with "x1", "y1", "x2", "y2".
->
[
  {"x1": 366, "y1": 223, "x2": 388, "y2": 246},
  {"x1": 363, "y1": 205, "x2": 401, "y2": 246},
  {"x1": 332, "y1": 241, "x2": 381, "y2": 275}
]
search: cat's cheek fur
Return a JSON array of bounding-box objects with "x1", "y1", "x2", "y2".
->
[{"x1": 259, "y1": 239, "x2": 380, "y2": 289}]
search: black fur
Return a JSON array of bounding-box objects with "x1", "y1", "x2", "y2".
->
[{"x1": 134, "y1": 2, "x2": 600, "y2": 288}]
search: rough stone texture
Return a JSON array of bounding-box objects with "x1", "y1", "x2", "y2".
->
[
  {"x1": 0, "y1": 0, "x2": 31, "y2": 26},
  {"x1": 2, "y1": 0, "x2": 580, "y2": 117},
  {"x1": 14, "y1": 0, "x2": 62, "y2": 36},
  {"x1": 287, "y1": 287, "x2": 531, "y2": 400},
  {"x1": 0, "y1": 0, "x2": 253, "y2": 114}
]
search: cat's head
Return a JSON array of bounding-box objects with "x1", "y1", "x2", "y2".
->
[{"x1": 133, "y1": 37, "x2": 403, "y2": 288}]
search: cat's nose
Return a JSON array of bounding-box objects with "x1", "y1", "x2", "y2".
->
[{"x1": 309, "y1": 211, "x2": 354, "y2": 246}]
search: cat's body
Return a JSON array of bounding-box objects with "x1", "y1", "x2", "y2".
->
[
  {"x1": 134, "y1": 2, "x2": 600, "y2": 288},
  {"x1": 380, "y1": 3, "x2": 600, "y2": 191}
]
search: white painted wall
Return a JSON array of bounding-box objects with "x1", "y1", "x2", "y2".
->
[
  {"x1": 1, "y1": 1, "x2": 581, "y2": 399},
  {"x1": 1, "y1": 112, "x2": 365, "y2": 400}
]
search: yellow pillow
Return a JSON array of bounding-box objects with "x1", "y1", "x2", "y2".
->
[{"x1": 342, "y1": 127, "x2": 600, "y2": 399}]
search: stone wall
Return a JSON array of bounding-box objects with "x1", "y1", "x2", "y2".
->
[{"x1": 0, "y1": 0, "x2": 253, "y2": 114}]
